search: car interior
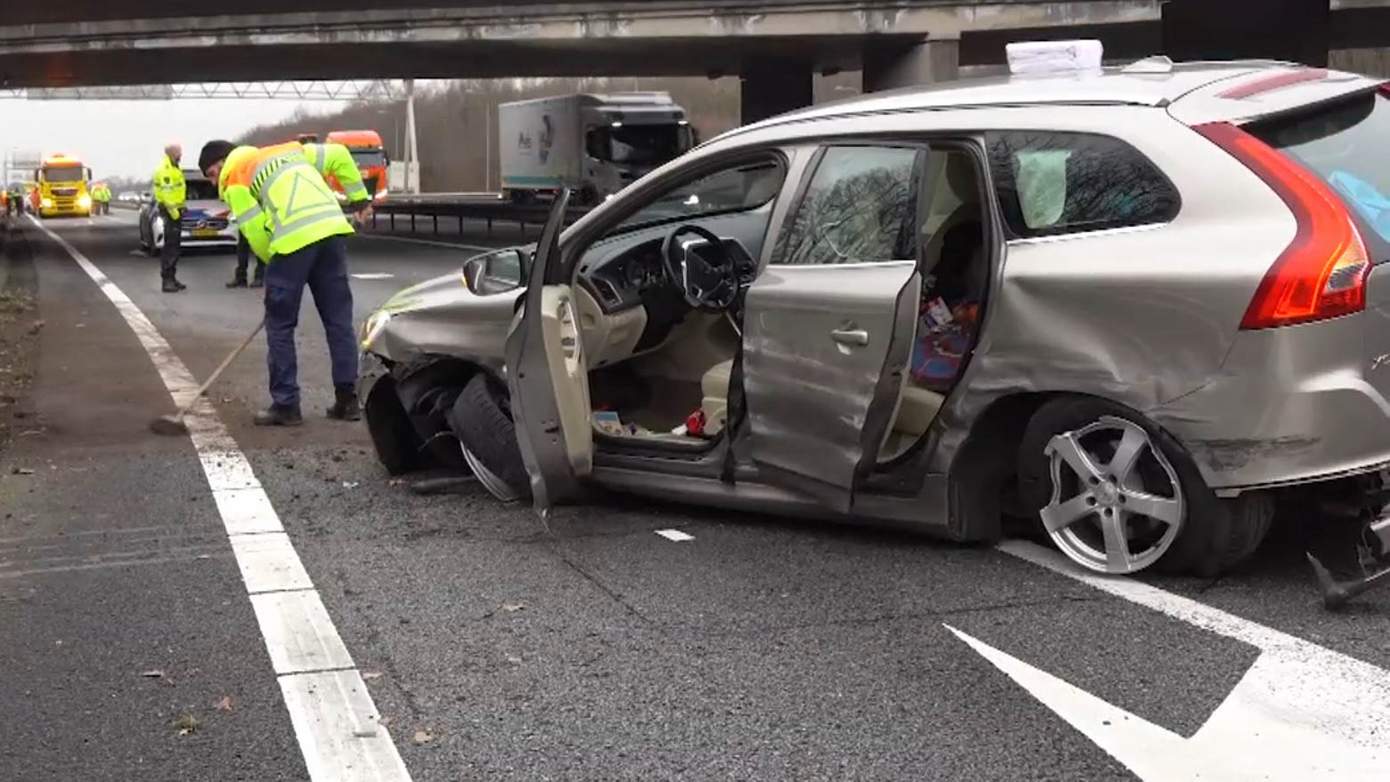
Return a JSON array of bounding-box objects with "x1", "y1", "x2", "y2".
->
[{"x1": 566, "y1": 146, "x2": 989, "y2": 458}]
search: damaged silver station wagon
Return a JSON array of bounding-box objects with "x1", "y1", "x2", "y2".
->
[{"x1": 358, "y1": 55, "x2": 1390, "y2": 582}]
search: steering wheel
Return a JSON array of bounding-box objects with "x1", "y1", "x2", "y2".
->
[{"x1": 662, "y1": 225, "x2": 737, "y2": 311}]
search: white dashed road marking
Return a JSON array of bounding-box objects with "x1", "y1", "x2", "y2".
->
[
  {"x1": 655, "y1": 529, "x2": 694, "y2": 542},
  {"x1": 29, "y1": 216, "x2": 411, "y2": 781},
  {"x1": 975, "y1": 540, "x2": 1390, "y2": 780}
]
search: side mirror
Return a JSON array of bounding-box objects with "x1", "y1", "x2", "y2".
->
[{"x1": 465, "y1": 247, "x2": 527, "y2": 295}]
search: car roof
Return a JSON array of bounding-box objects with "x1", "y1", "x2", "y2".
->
[{"x1": 715, "y1": 60, "x2": 1375, "y2": 144}]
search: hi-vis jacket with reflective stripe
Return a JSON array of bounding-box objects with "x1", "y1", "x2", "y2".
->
[
  {"x1": 217, "y1": 141, "x2": 369, "y2": 263},
  {"x1": 152, "y1": 154, "x2": 185, "y2": 220}
]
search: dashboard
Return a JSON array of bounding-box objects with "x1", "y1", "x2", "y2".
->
[{"x1": 585, "y1": 239, "x2": 668, "y2": 312}]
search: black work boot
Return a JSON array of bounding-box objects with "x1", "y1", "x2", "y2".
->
[
  {"x1": 162, "y1": 278, "x2": 180, "y2": 293},
  {"x1": 226, "y1": 278, "x2": 247, "y2": 289},
  {"x1": 174, "y1": 279, "x2": 187, "y2": 291},
  {"x1": 326, "y1": 388, "x2": 361, "y2": 422},
  {"x1": 254, "y1": 404, "x2": 303, "y2": 427},
  {"x1": 249, "y1": 278, "x2": 264, "y2": 289}
]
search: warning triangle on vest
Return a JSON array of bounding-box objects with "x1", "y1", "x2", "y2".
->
[{"x1": 280, "y1": 168, "x2": 338, "y2": 221}]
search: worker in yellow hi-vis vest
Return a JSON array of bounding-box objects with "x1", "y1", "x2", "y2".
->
[
  {"x1": 198, "y1": 138, "x2": 372, "y2": 427},
  {"x1": 153, "y1": 144, "x2": 187, "y2": 292}
]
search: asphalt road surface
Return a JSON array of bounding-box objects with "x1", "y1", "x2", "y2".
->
[{"x1": 2, "y1": 211, "x2": 1389, "y2": 781}]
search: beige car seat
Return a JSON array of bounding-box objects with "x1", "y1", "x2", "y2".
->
[{"x1": 700, "y1": 359, "x2": 734, "y2": 435}]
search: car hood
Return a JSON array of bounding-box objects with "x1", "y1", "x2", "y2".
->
[
  {"x1": 364, "y1": 268, "x2": 520, "y2": 373},
  {"x1": 181, "y1": 199, "x2": 229, "y2": 219}
]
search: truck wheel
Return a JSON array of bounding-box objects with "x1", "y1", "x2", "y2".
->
[
  {"x1": 364, "y1": 379, "x2": 424, "y2": 476},
  {"x1": 447, "y1": 374, "x2": 529, "y2": 502},
  {"x1": 1018, "y1": 396, "x2": 1226, "y2": 576}
]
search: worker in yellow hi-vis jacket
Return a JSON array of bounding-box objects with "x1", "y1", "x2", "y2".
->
[
  {"x1": 152, "y1": 144, "x2": 187, "y2": 292},
  {"x1": 197, "y1": 138, "x2": 372, "y2": 427}
]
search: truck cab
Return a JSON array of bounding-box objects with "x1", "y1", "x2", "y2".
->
[
  {"x1": 35, "y1": 155, "x2": 92, "y2": 218},
  {"x1": 325, "y1": 130, "x2": 390, "y2": 203},
  {"x1": 501, "y1": 92, "x2": 695, "y2": 205}
]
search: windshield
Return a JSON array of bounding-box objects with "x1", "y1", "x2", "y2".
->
[
  {"x1": 41, "y1": 166, "x2": 84, "y2": 183},
  {"x1": 614, "y1": 160, "x2": 784, "y2": 232},
  {"x1": 586, "y1": 124, "x2": 691, "y2": 167},
  {"x1": 1251, "y1": 89, "x2": 1390, "y2": 249},
  {"x1": 350, "y1": 149, "x2": 387, "y2": 169},
  {"x1": 186, "y1": 179, "x2": 220, "y2": 200}
]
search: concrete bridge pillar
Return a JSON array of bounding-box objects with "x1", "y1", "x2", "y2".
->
[
  {"x1": 739, "y1": 58, "x2": 814, "y2": 125},
  {"x1": 863, "y1": 38, "x2": 961, "y2": 93}
]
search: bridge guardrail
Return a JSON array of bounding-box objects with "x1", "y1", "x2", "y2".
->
[{"x1": 369, "y1": 192, "x2": 591, "y2": 238}]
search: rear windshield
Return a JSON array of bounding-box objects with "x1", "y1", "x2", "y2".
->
[
  {"x1": 186, "y1": 179, "x2": 219, "y2": 200},
  {"x1": 1249, "y1": 89, "x2": 1390, "y2": 256}
]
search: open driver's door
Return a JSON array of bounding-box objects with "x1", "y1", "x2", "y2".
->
[{"x1": 503, "y1": 189, "x2": 594, "y2": 513}]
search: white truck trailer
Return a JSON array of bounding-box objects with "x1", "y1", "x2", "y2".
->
[{"x1": 499, "y1": 92, "x2": 694, "y2": 205}]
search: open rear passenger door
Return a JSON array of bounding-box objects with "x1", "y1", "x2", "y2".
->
[
  {"x1": 504, "y1": 189, "x2": 594, "y2": 513},
  {"x1": 742, "y1": 145, "x2": 926, "y2": 512}
]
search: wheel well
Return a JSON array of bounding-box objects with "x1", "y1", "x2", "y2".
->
[
  {"x1": 950, "y1": 392, "x2": 1057, "y2": 541},
  {"x1": 392, "y1": 356, "x2": 485, "y2": 414}
]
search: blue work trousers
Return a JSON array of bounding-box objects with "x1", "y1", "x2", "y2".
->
[{"x1": 263, "y1": 235, "x2": 357, "y2": 408}]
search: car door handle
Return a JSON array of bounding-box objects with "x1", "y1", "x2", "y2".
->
[{"x1": 830, "y1": 327, "x2": 870, "y2": 347}]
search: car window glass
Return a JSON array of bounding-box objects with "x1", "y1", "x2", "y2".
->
[
  {"x1": 186, "y1": 179, "x2": 219, "y2": 200},
  {"x1": 614, "y1": 159, "x2": 784, "y2": 233},
  {"x1": 1250, "y1": 90, "x2": 1390, "y2": 249},
  {"x1": 988, "y1": 132, "x2": 1179, "y2": 237},
  {"x1": 776, "y1": 146, "x2": 920, "y2": 266}
]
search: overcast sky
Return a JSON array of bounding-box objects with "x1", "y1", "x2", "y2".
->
[{"x1": 0, "y1": 96, "x2": 350, "y2": 183}]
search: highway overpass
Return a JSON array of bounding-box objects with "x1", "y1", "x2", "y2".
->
[{"x1": 2, "y1": 1, "x2": 1388, "y2": 122}]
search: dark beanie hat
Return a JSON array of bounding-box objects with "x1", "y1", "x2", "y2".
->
[{"x1": 198, "y1": 140, "x2": 236, "y2": 177}]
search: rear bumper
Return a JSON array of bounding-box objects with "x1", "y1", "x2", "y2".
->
[{"x1": 1155, "y1": 267, "x2": 1390, "y2": 491}]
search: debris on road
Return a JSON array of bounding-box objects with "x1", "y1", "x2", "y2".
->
[
  {"x1": 172, "y1": 713, "x2": 200, "y2": 736},
  {"x1": 341, "y1": 481, "x2": 360, "y2": 489},
  {"x1": 10, "y1": 467, "x2": 33, "y2": 475},
  {"x1": 26, "y1": 319, "x2": 43, "y2": 335},
  {"x1": 408, "y1": 475, "x2": 476, "y2": 495},
  {"x1": 500, "y1": 601, "x2": 526, "y2": 613},
  {"x1": 213, "y1": 695, "x2": 234, "y2": 712},
  {"x1": 361, "y1": 671, "x2": 384, "y2": 681},
  {"x1": 139, "y1": 669, "x2": 165, "y2": 679},
  {"x1": 412, "y1": 729, "x2": 434, "y2": 746}
]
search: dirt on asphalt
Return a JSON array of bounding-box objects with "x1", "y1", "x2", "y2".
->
[{"x1": 0, "y1": 220, "x2": 40, "y2": 460}]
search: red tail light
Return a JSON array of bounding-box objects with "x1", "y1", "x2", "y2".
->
[{"x1": 1195, "y1": 122, "x2": 1370, "y2": 330}]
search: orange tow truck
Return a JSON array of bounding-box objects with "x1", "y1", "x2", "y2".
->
[
  {"x1": 325, "y1": 130, "x2": 389, "y2": 202},
  {"x1": 35, "y1": 154, "x2": 93, "y2": 218}
]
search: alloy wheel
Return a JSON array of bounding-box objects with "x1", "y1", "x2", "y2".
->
[
  {"x1": 460, "y1": 442, "x2": 521, "y2": 503},
  {"x1": 1041, "y1": 416, "x2": 1184, "y2": 574}
]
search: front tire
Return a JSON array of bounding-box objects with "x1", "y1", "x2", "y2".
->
[
  {"x1": 1019, "y1": 397, "x2": 1227, "y2": 576},
  {"x1": 448, "y1": 374, "x2": 529, "y2": 502},
  {"x1": 364, "y1": 379, "x2": 424, "y2": 476}
]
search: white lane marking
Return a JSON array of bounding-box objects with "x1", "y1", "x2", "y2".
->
[
  {"x1": 250, "y1": 590, "x2": 357, "y2": 674},
  {"x1": 655, "y1": 529, "x2": 694, "y2": 542},
  {"x1": 351, "y1": 272, "x2": 395, "y2": 280},
  {"x1": 972, "y1": 540, "x2": 1390, "y2": 780},
  {"x1": 27, "y1": 216, "x2": 410, "y2": 781},
  {"x1": 357, "y1": 232, "x2": 494, "y2": 253},
  {"x1": 232, "y1": 533, "x2": 315, "y2": 594}
]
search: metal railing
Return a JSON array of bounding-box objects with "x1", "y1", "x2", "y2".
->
[{"x1": 369, "y1": 192, "x2": 590, "y2": 238}]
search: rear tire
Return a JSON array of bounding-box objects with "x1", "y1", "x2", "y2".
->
[
  {"x1": 364, "y1": 379, "x2": 424, "y2": 476},
  {"x1": 448, "y1": 374, "x2": 529, "y2": 502},
  {"x1": 1216, "y1": 492, "x2": 1275, "y2": 571},
  {"x1": 1018, "y1": 396, "x2": 1227, "y2": 577}
]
